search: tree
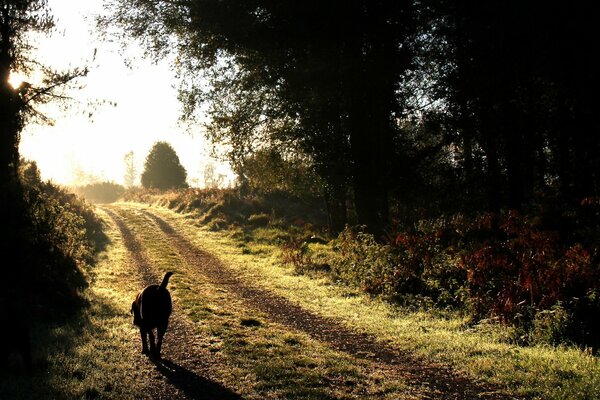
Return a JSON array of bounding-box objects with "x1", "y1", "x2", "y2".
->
[
  {"x1": 141, "y1": 141, "x2": 188, "y2": 189},
  {"x1": 1, "y1": 0, "x2": 86, "y2": 184},
  {"x1": 102, "y1": 0, "x2": 415, "y2": 236},
  {"x1": 1, "y1": 0, "x2": 86, "y2": 267},
  {"x1": 124, "y1": 150, "x2": 137, "y2": 187},
  {"x1": 423, "y1": 1, "x2": 600, "y2": 211}
]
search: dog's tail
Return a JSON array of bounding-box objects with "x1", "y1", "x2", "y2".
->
[{"x1": 160, "y1": 272, "x2": 174, "y2": 290}]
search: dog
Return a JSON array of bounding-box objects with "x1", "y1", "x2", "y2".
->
[
  {"x1": 131, "y1": 272, "x2": 173, "y2": 358},
  {"x1": 0, "y1": 297, "x2": 33, "y2": 374}
]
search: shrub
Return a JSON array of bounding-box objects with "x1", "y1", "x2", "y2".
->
[
  {"x1": 324, "y1": 211, "x2": 600, "y2": 348},
  {"x1": 73, "y1": 181, "x2": 125, "y2": 203},
  {"x1": 281, "y1": 239, "x2": 312, "y2": 273},
  {"x1": 329, "y1": 227, "x2": 399, "y2": 296},
  {"x1": 14, "y1": 161, "x2": 107, "y2": 311},
  {"x1": 459, "y1": 211, "x2": 600, "y2": 347},
  {"x1": 328, "y1": 223, "x2": 467, "y2": 306}
]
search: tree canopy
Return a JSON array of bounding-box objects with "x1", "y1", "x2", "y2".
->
[
  {"x1": 103, "y1": 0, "x2": 599, "y2": 235},
  {"x1": 141, "y1": 141, "x2": 188, "y2": 190},
  {"x1": 1, "y1": 0, "x2": 87, "y2": 265},
  {"x1": 1, "y1": 0, "x2": 86, "y2": 184}
]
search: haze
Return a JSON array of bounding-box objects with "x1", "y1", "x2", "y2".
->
[{"x1": 17, "y1": 0, "x2": 232, "y2": 187}]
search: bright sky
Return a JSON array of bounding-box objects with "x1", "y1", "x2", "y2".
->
[{"x1": 17, "y1": 0, "x2": 233, "y2": 188}]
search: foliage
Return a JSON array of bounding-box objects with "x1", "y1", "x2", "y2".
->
[
  {"x1": 459, "y1": 211, "x2": 600, "y2": 347},
  {"x1": 322, "y1": 210, "x2": 600, "y2": 348},
  {"x1": 328, "y1": 224, "x2": 465, "y2": 308},
  {"x1": 141, "y1": 141, "x2": 188, "y2": 190},
  {"x1": 280, "y1": 239, "x2": 312, "y2": 274},
  {"x1": 412, "y1": 2, "x2": 600, "y2": 211},
  {"x1": 14, "y1": 161, "x2": 106, "y2": 309},
  {"x1": 239, "y1": 148, "x2": 323, "y2": 198},
  {"x1": 101, "y1": 0, "x2": 415, "y2": 235},
  {"x1": 1, "y1": 0, "x2": 87, "y2": 184},
  {"x1": 247, "y1": 213, "x2": 270, "y2": 227},
  {"x1": 73, "y1": 181, "x2": 125, "y2": 204},
  {"x1": 123, "y1": 187, "x2": 327, "y2": 233}
]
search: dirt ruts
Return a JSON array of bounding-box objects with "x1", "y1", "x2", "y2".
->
[
  {"x1": 138, "y1": 209, "x2": 518, "y2": 400},
  {"x1": 103, "y1": 207, "x2": 242, "y2": 400}
]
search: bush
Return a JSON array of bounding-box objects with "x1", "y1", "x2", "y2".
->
[
  {"x1": 330, "y1": 227, "x2": 400, "y2": 296},
  {"x1": 460, "y1": 211, "x2": 599, "y2": 316},
  {"x1": 281, "y1": 239, "x2": 312, "y2": 273},
  {"x1": 14, "y1": 161, "x2": 107, "y2": 311},
  {"x1": 73, "y1": 181, "x2": 125, "y2": 204},
  {"x1": 323, "y1": 210, "x2": 600, "y2": 348},
  {"x1": 328, "y1": 224, "x2": 467, "y2": 306},
  {"x1": 458, "y1": 211, "x2": 600, "y2": 347}
]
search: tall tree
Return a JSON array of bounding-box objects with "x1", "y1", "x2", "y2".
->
[
  {"x1": 1, "y1": 0, "x2": 85, "y2": 251},
  {"x1": 102, "y1": 0, "x2": 415, "y2": 236},
  {"x1": 141, "y1": 141, "x2": 188, "y2": 190},
  {"x1": 1, "y1": 0, "x2": 86, "y2": 184},
  {"x1": 124, "y1": 150, "x2": 137, "y2": 188},
  {"x1": 1, "y1": 0, "x2": 87, "y2": 299},
  {"x1": 418, "y1": 1, "x2": 600, "y2": 211}
]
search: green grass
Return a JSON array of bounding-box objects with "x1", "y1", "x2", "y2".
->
[
  {"x1": 115, "y1": 205, "x2": 415, "y2": 399},
  {"x1": 6, "y1": 199, "x2": 598, "y2": 399},
  {"x1": 130, "y1": 202, "x2": 600, "y2": 400}
]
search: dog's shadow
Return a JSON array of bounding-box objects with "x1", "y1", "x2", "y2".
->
[{"x1": 151, "y1": 357, "x2": 242, "y2": 400}]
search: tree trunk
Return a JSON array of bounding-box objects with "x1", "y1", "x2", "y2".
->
[{"x1": 342, "y1": 0, "x2": 403, "y2": 238}]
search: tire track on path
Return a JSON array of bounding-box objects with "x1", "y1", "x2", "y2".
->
[
  {"x1": 102, "y1": 207, "x2": 243, "y2": 400},
  {"x1": 141, "y1": 208, "x2": 518, "y2": 400}
]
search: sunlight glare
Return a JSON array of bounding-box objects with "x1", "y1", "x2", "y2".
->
[{"x1": 8, "y1": 71, "x2": 27, "y2": 89}]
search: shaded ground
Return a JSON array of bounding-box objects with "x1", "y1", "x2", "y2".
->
[{"x1": 104, "y1": 205, "x2": 517, "y2": 400}]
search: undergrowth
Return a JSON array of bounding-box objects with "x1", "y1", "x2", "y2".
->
[
  {"x1": 1, "y1": 161, "x2": 109, "y2": 397},
  {"x1": 123, "y1": 188, "x2": 600, "y2": 350}
]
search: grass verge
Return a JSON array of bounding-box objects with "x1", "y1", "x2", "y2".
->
[
  {"x1": 115, "y1": 205, "x2": 415, "y2": 399},
  {"x1": 129, "y1": 202, "x2": 600, "y2": 400}
]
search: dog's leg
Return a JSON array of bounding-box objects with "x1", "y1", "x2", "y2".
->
[
  {"x1": 148, "y1": 328, "x2": 157, "y2": 356},
  {"x1": 140, "y1": 327, "x2": 149, "y2": 355},
  {"x1": 156, "y1": 321, "x2": 168, "y2": 358}
]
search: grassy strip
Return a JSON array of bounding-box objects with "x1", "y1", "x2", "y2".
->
[
  {"x1": 116, "y1": 205, "x2": 417, "y2": 399},
  {"x1": 0, "y1": 209, "x2": 152, "y2": 399},
  {"x1": 128, "y1": 202, "x2": 600, "y2": 400}
]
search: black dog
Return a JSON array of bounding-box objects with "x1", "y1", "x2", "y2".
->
[{"x1": 131, "y1": 272, "x2": 173, "y2": 358}]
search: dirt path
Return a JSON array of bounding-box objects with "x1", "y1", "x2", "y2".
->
[
  {"x1": 104, "y1": 205, "x2": 516, "y2": 399},
  {"x1": 103, "y1": 208, "x2": 242, "y2": 400}
]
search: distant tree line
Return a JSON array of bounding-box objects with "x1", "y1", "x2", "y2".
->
[
  {"x1": 73, "y1": 181, "x2": 125, "y2": 204},
  {"x1": 97, "y1": 0, "x2": 596, "y2": 235}
]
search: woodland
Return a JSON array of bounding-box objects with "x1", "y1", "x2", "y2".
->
[{"x1": 1, "y1": 0, "x2": 600, "y2": 382}]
